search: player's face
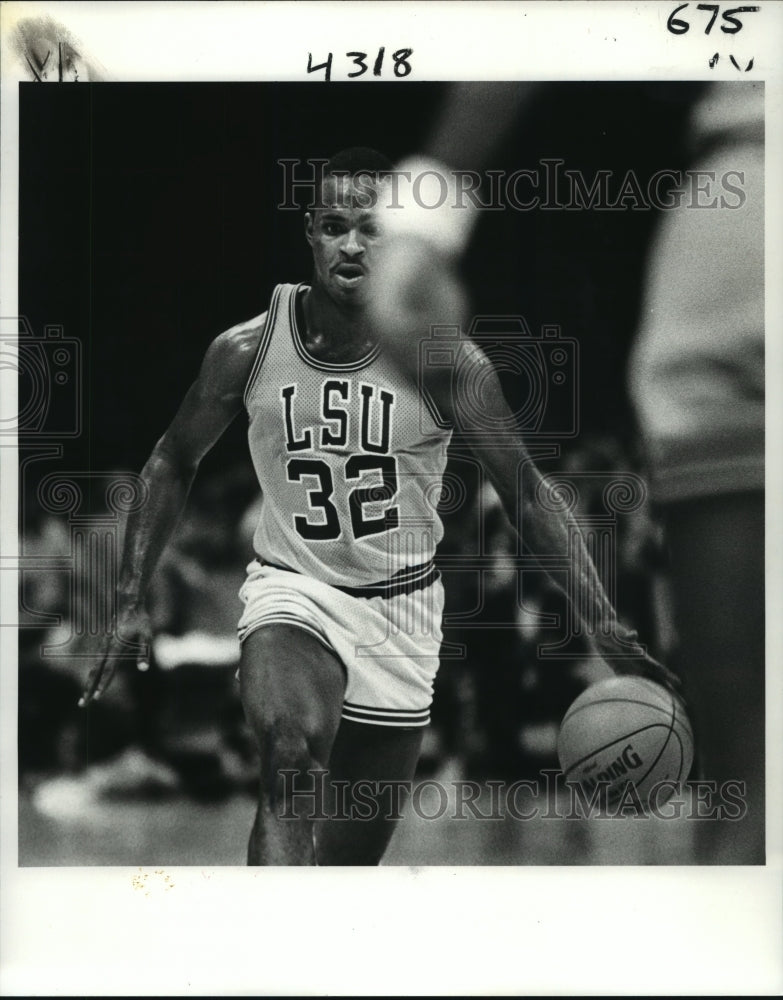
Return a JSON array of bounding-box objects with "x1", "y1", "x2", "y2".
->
[{"x1": 305, "y1": 175, "x2": 385, "y2": 305}]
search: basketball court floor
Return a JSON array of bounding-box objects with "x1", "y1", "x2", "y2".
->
[{"x1": 19, "y1": 759, "x2": 698, "y2": 867}]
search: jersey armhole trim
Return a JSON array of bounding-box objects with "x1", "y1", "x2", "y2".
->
[
  {"x1": 420, "y1": 382, "x2": 454, "y2": 431},
  {"x1": 243, "y1": 287, "x2": 282, "y2": 408}
]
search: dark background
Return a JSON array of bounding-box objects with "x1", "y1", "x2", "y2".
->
[{"x1": 19, "y1": 81, "x2": 701, "y2": 482}]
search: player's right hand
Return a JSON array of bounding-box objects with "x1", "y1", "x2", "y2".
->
[
  {"x1": 366, "y1": 232, "x2": 468, "y2": 377},
  {"x1": 78, "y1": 601, "x2": 151, "y2": 707}
]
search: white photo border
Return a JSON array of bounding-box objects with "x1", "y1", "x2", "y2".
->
[{"x1": 1, "y1": 1, "x2": 781, "y2": 995}]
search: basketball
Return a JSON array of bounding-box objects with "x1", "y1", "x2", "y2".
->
[{"x1": 557, "y1": 676, "x2": 693, "y2": 809}]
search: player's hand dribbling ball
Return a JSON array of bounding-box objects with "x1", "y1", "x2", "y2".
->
[{"x1": 557, "y1": 676, "x2": 693, "y2": 810}]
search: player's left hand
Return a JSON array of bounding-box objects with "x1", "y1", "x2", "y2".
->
[{"x1": 79, "y1": 602, "x2": 151, "y2": 707}]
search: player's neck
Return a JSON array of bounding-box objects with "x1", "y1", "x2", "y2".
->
[{"x1": 301, "y1": 284, "x2": 374, "y2": 360}]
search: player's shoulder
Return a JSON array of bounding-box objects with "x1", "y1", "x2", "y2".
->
[
  {"x1": 199, "y1": 311, "x2": 269, "y2": 399},
  {"x1": 209, "y1": 311, "x2": 268, "y2": 365}
]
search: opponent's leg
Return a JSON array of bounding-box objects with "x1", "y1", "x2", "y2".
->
[
  {"x1": 239, "y1": 624, "x2": 346, "y2": 865},
  {"x1": 315, "y1": 720, "x2": 424, "y2": 866},
  {"x1": 666, "y1": 491, "x2": 764, "y2": 864}
]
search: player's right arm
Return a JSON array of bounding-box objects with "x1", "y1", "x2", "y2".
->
[{"x1": 79, "y1": 315, "x2": 266, "y2": 706}]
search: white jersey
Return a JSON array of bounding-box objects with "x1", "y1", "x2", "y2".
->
[{"x1": 244, "y1": 283, "x2": 453, "y2": 588}]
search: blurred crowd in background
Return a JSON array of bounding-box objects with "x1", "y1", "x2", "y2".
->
[{"x1": 19, "y1": 432, "x2": 672, "y2": 811}]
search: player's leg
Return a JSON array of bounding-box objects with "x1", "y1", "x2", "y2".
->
[
  {"x1": 239, "y1": 624, "x2": 346, "y2": 865},
  {"x1": 314, "y1": 720, "x2": 424, "y2": 866},
  {"x1": 666, "y1": 490, "x2": 764, "y2": 864}
]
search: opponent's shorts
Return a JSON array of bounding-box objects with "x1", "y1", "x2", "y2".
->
[{"x1": 236, "y1": 559, "x2": 444, "y2": 727}]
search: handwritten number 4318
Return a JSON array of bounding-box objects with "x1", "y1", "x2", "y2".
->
[{"x1": 307, "y1": 48, "x2": 413, "y2": 81}]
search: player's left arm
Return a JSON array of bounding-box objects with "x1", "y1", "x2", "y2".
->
[
  {"x1": 365, "y1": 197, "x2": 677, "y2": 690},
  {"x1": 438, "y1": 341, "x2": 680, "y2": 692}
]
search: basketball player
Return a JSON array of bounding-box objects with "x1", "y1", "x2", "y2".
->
[{"x1": 80, "y1": 148, "x2": 674, "y2": 865}]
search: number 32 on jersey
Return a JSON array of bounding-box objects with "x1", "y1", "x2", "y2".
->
[{"x1": 281, "y1": 380, "x2": 399, "y2": 541}]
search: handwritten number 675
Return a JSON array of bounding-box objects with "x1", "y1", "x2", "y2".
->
[{"x1": 667, "y1": 4, "x2": 760, "y2": 35}]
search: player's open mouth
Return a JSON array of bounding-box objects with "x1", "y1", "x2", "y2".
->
[{"x1": 334, "y1": 264, "x2": 365, "y2": 287}]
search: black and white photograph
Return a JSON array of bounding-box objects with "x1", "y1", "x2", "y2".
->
[{"x1": 1, "y1": 1, "x2": 781, "y2": 995}]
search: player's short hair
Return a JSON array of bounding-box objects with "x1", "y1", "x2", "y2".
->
[{"x1": 312, "y1": 147, "x2": 393, "y2": 211}]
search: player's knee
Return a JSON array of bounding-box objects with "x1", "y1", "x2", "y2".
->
[
  {"x1": 243, "y1": 682, "x2": 323, "y2": 752},
  {"x1": 250, "y1": 709, "x2": 317, "y2": 777},
  {"x1": 258, "y1": 711, "x2": 313, "y2": 764},
  {"x1": 253, "y1": 714, "x2": 329, "y2": 816}
]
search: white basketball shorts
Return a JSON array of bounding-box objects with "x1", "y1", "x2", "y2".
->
[{"x1": 236, "y1": 559, "x2": 445, "y2": 727}]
